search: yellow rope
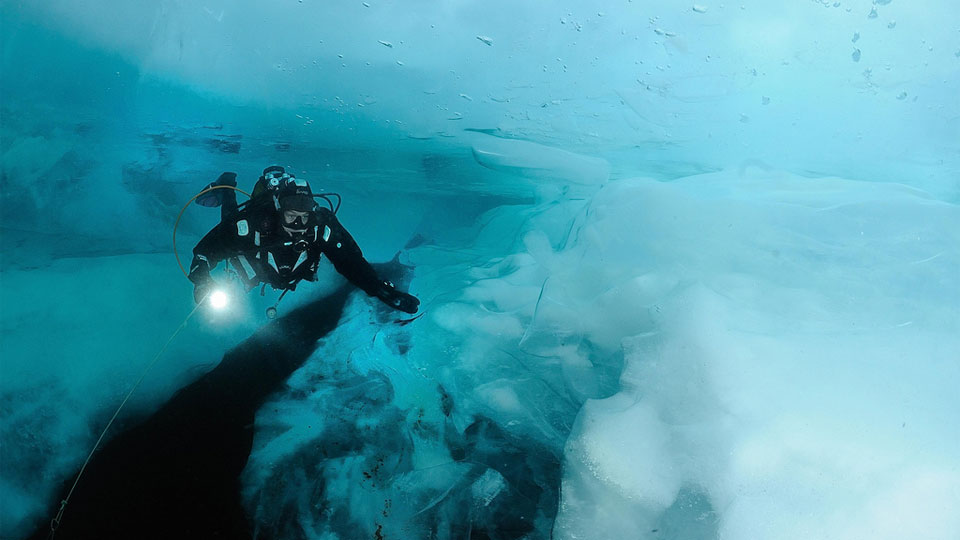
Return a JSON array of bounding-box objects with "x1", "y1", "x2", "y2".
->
[
  {"x1": 49, "y1": 184, "x2": 255, "y2": 537},
  {"x1": 172, "y1": 186, "x2": 251, "y2": 278},
  {"x1": 48, "y1": 297, "x2": 207, "y2": 538}
]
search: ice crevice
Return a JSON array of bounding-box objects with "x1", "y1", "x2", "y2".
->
[{"x1": 390, "y1": 169, "x2": 958, "y2": 539}]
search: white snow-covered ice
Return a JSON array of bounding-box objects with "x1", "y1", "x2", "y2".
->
[{"x1": 2, "y1": 1, "x2": 958, "y2": 539}]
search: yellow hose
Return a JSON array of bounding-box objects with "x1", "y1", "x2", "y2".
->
[{"x1": 173, "y1": 185, "x2": 252, "y2": 278}]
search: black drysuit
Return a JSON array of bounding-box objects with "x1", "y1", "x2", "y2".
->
[{"x1": 188, "y1": 195, "x2": 418, "y2": 313}]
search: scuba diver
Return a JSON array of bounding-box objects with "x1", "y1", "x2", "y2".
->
[{"x1": 188, "y1": 166, "x2": 420, "y2": 314}]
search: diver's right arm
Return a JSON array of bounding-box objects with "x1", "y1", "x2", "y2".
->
[{"x1": 188, "y1": 223, "x2": 239, "y2": 303}]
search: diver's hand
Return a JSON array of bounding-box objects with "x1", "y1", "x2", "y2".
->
[
  {"x1": 188, "y1": 254, "x2": 216, "y2": 304},
  {"x1": 390, "y1": 291, "x2": 420, "y2": 314},
  {"x1": 377, "y1": 281, "x2": 420, "y2": 314},
  {"x1": 193, "y1": 279, "x2": 214, "y2": 305}
]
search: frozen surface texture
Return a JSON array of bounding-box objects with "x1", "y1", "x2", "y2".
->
[{"x1": 2, "y1": 1, "x2": 958, "y2": 539}]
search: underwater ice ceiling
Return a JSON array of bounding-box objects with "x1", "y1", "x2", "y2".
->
[
  {"x1": 11, "y1": 0, "x2": 960, "y2": 196},
  {"x1": 2, "y1": 1, "x2": 960, "y2": 540}
]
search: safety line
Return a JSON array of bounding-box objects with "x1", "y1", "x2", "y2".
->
[{"x1": 48, "y1": 297, "x2": 207, "y2": 539}]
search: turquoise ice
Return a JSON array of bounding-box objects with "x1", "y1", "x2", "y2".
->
[{"x1": 2, "y1": 1, "x2": 958, "y2": 539}]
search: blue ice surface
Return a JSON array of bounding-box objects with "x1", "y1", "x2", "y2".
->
[{"x1": 2, "y1": 2, "x2": 959, "y2": 539}]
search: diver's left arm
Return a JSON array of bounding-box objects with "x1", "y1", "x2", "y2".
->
[{"x1": 317, "y1": 209, "x2": 420, "y2": 314}]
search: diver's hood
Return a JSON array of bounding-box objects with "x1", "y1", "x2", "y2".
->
[{"x1": 279, "y1": 194, "x2": 316, "y2": 212}]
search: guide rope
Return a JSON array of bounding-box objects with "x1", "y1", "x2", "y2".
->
[{"x1": 47, "y1": 298, "x2": 207, "y2": 539}]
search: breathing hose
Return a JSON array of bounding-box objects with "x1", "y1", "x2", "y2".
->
[{"x1": 172, "y1": 185, "x2": 252, "y2": 278}]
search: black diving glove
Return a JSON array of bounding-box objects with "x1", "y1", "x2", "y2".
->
[
  {"x1": 188, "y1": 255, "x2": 216, "y2": 305},
  {"x1": 376, "y1": 281, "x2": 420, "y2": 314},
  {"x1": 192, "y1": 278, "x2": 214, "y2": 305}
]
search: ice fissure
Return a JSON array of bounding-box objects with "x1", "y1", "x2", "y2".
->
[{"x1": 3, "y1": 1, "x2": 959, "y2": 539}]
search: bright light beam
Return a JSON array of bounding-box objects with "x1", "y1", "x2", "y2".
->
[{"x1": 209, "y1": 289, "x2": 229, "y2": 310}]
